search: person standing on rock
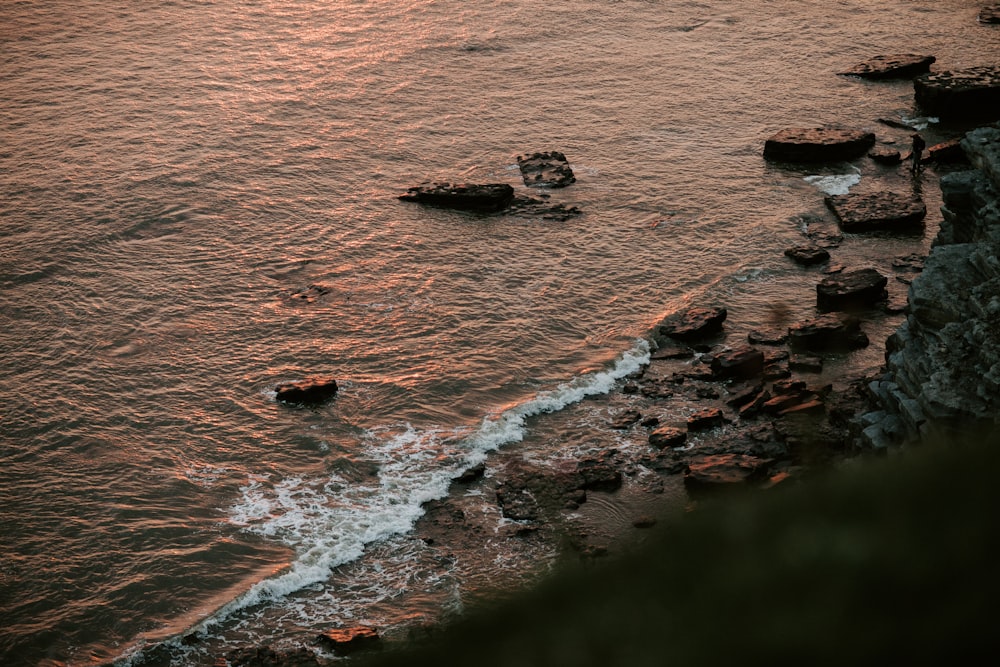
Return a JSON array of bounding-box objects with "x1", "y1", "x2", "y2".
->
[{"x1": 910, "y1": 133, "x2": 926, "y2": 176}]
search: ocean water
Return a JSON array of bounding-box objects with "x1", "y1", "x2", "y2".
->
[{"x1": 1, "y1": 1, "x2": 997, "y2": 664}]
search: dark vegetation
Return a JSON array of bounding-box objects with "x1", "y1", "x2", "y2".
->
[{"x1": 359, "y1": 433, "x2": 1000, "y2": 666}]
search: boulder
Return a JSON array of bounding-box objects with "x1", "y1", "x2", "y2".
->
[
  {"x1": 747, "y1": 328, "x2": 789, "y2": 345},
  {"x1": 516, "y1": 151, "x2": 576, "y2": 188},
  {"x1": 825, "y1": 191, "x2": 926, "y2": 233},
  {"x1": 658, "y1": 306, "x2": 727, "y2": 341},
  {"x1": 788, "y1": 314, "x2": 870, "y2": 351},
  {"x1": 710, "y1": 345, "x2": 765, "y2": 380},
  {"x1": 317, "y1": 626, "x2": 380, "y2": 654},
  {"x1": 914, "y1": 66, "x2": 1000, "y2": 119},
  {"x1": 981, "y1": 5, "x2": 1000, "y2": 23},
  {"x1": 274, "y1": 377, "x2": 339, "y2": 405},
  {"x1": 683, "y1": 454, "x2": 770, "y2": 494},
  {"x1": 868, "y1": 146, "x2": 902, "y2": 165},
  {"x1": 649, "y1": 425, "x2": 687, "y2": 449},
  {"x1": 816, "y1": 268, "x2": 888, "y2": 311},
  {"x1": 576, "y1": 456, "x2": 623, "y2": 492},
  {"x1": 784, "y1": 244, "x2": 830, "y2": 266},
  {"x1": 398, "y1": 182, "x2": 515, "y2": 212},
  {"x1": 763, "y1": 128, "x2": 876, "y2": 162},
  {"x1": 839, "y1": 54, "x2": 936, "y2": 79},
  {"x1": 926, "y1": 138, "x2": 968, "y2": 164},
  {"x1": 687, "y1": 407, "x2": 726, "y2": 431}
]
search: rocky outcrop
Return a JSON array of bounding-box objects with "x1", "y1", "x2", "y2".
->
[
  {"x1": 825, "y1": 192, "x2": 926, "y2": 233},
  {"x1": 398, "y1": 183, "x2": 515, "y2": 212},
  {"x1": 516, "y1": 151, "x2": 576, "y2": 188},
  {"x1": 913, "y1": 66, "x2": 1000, "y2": 120},
  {"x1": 864, "y1": 126, "x2": 1000, "y2": 446},
  {"x1": 816, "y1": 268, "x2": 888, "y2": 311},
  {"x1": 274, "y1": 377, "x2": 339, "y2": 405},
  {"x1": 657, "y1": 306, "x2": 727, "y2": 342},
  {"x1": 763, "y1": 128, "x2": 876, "y2": 162},
  {"x1": 839, "y1": 54, "x2": 935, "y2": 79}
]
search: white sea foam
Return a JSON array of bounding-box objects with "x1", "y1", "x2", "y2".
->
[
  {"x1": 803, "y1": 169, "x2": 861, "y2": 195},
  {"x1": 118, "y1": 340, "x2": 651, "y2": 661},
  {"x1": 901, "y1": 115, "x2": 939, "y2": 130}
]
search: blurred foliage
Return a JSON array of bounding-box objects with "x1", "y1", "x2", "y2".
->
[{"x1": 360, "y1": 434, "x2": 1000, "y2": 666}]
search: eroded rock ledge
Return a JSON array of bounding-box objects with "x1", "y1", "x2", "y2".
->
[{"x1": 864, "y1": 125, "x2": 1000, "y2": 447}]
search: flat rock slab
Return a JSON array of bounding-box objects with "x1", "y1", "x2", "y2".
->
[
  {"x1": 817, "y1": 268, "x2": 888, "y2": 311},
  {"x1": 684, "y1": 454, "x2": 770, "y2": 493},
  {"x1": 658, "y1": 306, "x2": 727, "y2": 341},
  {"x1": 398, "y1": 182, "x2": 515, "y2": 212},
  {"x1": 516, "y1": 151, "x2": 576, "y2": 188},
  {"x1": 788, "y1": 313, "x2": 869, "y2": 351},
  {"x1": 914, "y1": 66, "x2": 1000, "y2": 119},
  {"x1": 979, "y1": 5, "x2": 1000, "y2": 23},
  {"x1": 825, "y1": 191, "x2": 926, "y2": 233},
  {"x1": 763, "y1": 128, "x2": 876, "y2": 162},
  {"x1": 784, "y1": 244, "x2": 830, "y2": 265},
  {"x1": 868, "y1": 146, "x2": 902, "y2": 165},
  {"x1": 275, "y1": 377, "x2": 339, "y2": 405},
  {"x1": 839, "y1": 54, "x2": 936, "y2": 79},
  {"x1": 710, "y1": 345, "x2": 765, "y2": 380}
]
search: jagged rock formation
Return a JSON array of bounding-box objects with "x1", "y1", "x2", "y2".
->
[{"x1": 864, "y1": 125, "x2": 1000, "y2": 447}]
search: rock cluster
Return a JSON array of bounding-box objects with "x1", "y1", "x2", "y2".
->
[{"x1": 864, "y1": 126, "x2": 1000, "y2": 446}]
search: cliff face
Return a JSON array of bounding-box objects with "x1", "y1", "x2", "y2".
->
[{"x1": 865, "y1": 126, "x2": 1000, "y2": 446}]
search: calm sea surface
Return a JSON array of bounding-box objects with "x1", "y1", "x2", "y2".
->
[{"x1": 1, "y1": 1, "x2": 996, "y2": 664}]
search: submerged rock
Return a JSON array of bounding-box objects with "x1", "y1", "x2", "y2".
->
[
  {"x1": 839, "y1": 54, "x2": 936, "y2": 79},
  {"x1": 914, "y1": 66, "x2": 1000, "y2": 119},
  {"x1": 398, "y1": 182, "x2": 515, "y2": 212},
  {"x1": 516, "y1": 151, "x2": 576, "y2": 188},
  {"x1": 657, "y1": 306, "x2": 727, "y2": 341},
  {"x1": 825, "y1": 191, "x2": 927, "y2": 233},
  {"x1": 274, "y1": 377, "x2": 339, "y2": 405},
  {"x1": 816, "y1": 268, "x2": 889, "y2": 311},
  {"x1": 784, "y1": 244, "x2": 830, "y2": 266},
  {"x1": 788, "y1": 314, "x2": 870, "y2": 352},
  {"x1": 763, "y1": 128, "x2": 876, "y2": 162}
]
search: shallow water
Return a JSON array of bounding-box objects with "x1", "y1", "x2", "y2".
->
[{"x1": 1, "y1": 1, "x2": 997, "y2": 664}]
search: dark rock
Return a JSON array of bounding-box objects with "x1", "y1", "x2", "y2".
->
[
  {"x1": 780, "y1": 399, "x2": 826, "y2": 416},
  {"x1": 868, "y1": 146, "x2": 902, "y2": 165},
  {"x1": 687, "y1": 407, "x2": 726, "y2": 431},
  {"x1": 649, "y1": 425, "x2": 687, "y2": 449},
  {"x1": 825, "y1": 191, "x2": 927, "y2": 233},
  {"x1": 622, "y1": 383, "x2": 640, "y2": 395},
  {"x1": 839, "y1": 54, "x2": 935, "y2": 79},
  {"x1": 398, "y1": 182, "x2": 515, "y2": 212},
  {"x1": 495, "y1": 481, "x2": 539, "y2": 521},
  {"x1": 738, "y1": 390, "x2": 771, "y2": 420},
  {"x1": 683, "y1": 454, "x2": 771, "y2": 493},
  {"x1": 789, "y1": 353, "x2": 824, "y2": 373},
  {"x1": 609, "y1": 409, "x2": 642, "y2": 430},
  {"x1": 784, "y1": 245, "x2": 830, "y2": 266},
  {"x1": 657, "y1": 306, "x2": 727, "y2": 341},
  {"x1": 576, "y1": 457, "x2": 623, "y2": 492},
  {"x1": 516, "y1": 151, "x2": 576, "y2": 188},
  {"x1": 914, "y1": 66, "x2": 1000, "y2": 119},
  {"x1": 763, "y1": 392, "x2": 819, "y2": 416},
  {"x1": 816, "y1": 268, "x2": 888, "y2": 311},
  {"x1": 763, "y1": 364, "x2": 791, "y2": 381},
  {"x1": 726, "y1": 382, "x2": 765, "y2": 408},
  {"x1": 763, "y1": 349, "x2": 789, "y2": 365},
  {"x1": 455, "y1": 463, "x2": 485, "y2": 484},
  {"x1": 710, "y1": 345, "x2": 765, "y2": 380},
  {"x1": 772, "y1": 379, "x2": 807, "y2": 395},
  {"x1": 274, "y1": 377, "x2": 339, "y2": 405},
  {"x1": 763, "y1": 128, "x2": 876, "y2": 162},
  {"x1": 926, "y1": 138, "x2": 968, "y2": 164},
  {"x1": 650, "y1": 340, "x2": 694, "y2": 360},
  {"x1": 788, "y1": 314, "x2": 870, "y2": 352},
  {"x1": 506, "y1": 195, "x2": 582, "y2": 221},
  {"x1": 640, "y1": 415, "x2": 661, "y2": 428},
  {"x1": 981, "y1": 5, "x2": 1000, "y2": 23},
  {"x1": 748, "y1": 328, "x2": 789, "y2": 345},
  {"x1": 317, "y1": 626, "x2": 380, "y2": 654}
]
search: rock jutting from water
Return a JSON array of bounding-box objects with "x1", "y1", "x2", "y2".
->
[
  {"x1": 784, "y1": 244, "x2": 830, "y2": 265},
  {"x1": 864, "y1": 125, "x2": 1000, "y2": 447},
  {"x1": 274, "y1": 377, "x2": 339, "y2": 405},
  {"x1": 398, "y1": 182, "x2": 515, "y2": 212},
  {"x1": 516, "y1": 151, "x2": 576, "y2": 188},
  {"x1": 816, "y1": 268, "x2": 889, "y2": 311},
  {"x1": 838, "y1": 54, "x2": 936, "y2": 79},
  {"x1": 788, "y1": 313, "x2": 870, "y2": 351},
  {"x1": 913, "y1": 66, "x2": 1000, "y2": 119},
  {"x1": 657, "y1": 306, "x2": 727, "y2": 342},
  {"x1": 763, "y1": 128, "x2": 876, "y2": 162},
  {"x1": 825, "y1": 191, "x2": 927, "y2": 233}
]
